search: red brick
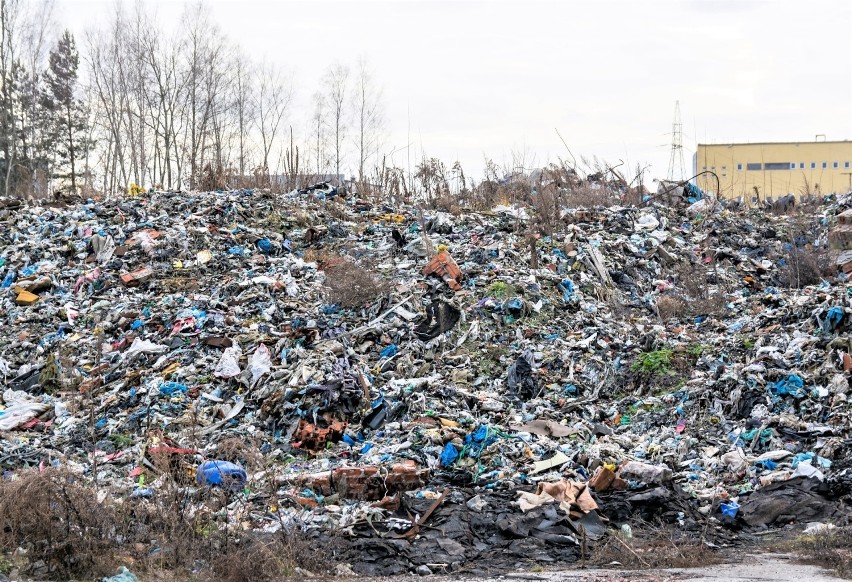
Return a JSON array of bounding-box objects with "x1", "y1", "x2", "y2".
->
[
  {"x1": 120, "y1": 267, "x2": 154, "y2": 287},
  {"x1": 298, "y1": 462, "x2": 430, "y2": 501},
  {"x1": 293, "y1": 418, "x2": 346, "y2": 450}
]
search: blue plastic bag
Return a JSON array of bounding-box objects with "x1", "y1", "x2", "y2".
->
[
  {"x1": 819, "y1": 306, "x2": 844, "y2": 333},
  {"x1": 505, "y1": 298, "x2": 524, "y2": 311},
  {"x1": 791, "y1": 452, "x2": 814, "y2": 468},
  {"x1": 380, "y1": 344, "x2": 398, "y2": 358},
  {"x1": 767, "y1": 375, "x2": 805, "y2": 398},
  {"x1": 196, "y1": 460, "x2": 247, "y2": 491},
  {"x1": 159, "y1": 382, "x2": 188, "y2": 396},
  {"x1": 102, "y1": 566, "x2": 139, "y2": 582},
  {"x1": 256, "y1": 238, "x2": 274, "y2": 254},
  {"x1": 440, "y1": 442, "x2": 459, "y2": 467},
  {"x1": 720, "y1": 500, "x2": 739, "y2": 518}
]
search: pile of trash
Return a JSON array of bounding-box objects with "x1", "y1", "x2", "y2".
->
[{"x1": 2, "y1": 188, "x2": 852, "y2": 576}]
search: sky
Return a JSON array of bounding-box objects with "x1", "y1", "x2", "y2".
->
[{"x1": 57, "y1": 0, "x2": 852, "y2": 184}]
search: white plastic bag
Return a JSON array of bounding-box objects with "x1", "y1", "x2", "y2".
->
[
  {"x1": 249, "y1": 344, "x2": 272, "y2": 386},
  {"x1": 214, "y1": 343, "x2": 242, "y2": 378}
]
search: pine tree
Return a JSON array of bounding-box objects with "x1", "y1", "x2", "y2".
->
[{"x1": 43, "y1": 30, "x2": 89, "y2": 194}]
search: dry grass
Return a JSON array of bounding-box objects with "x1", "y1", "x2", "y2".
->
[
  {"x1": 215, "y1": 437, "x2": 265, "y2": 472},
  {"x1": 0, "y1": 468, "x2": 118, "y2": 578},
  {"x1": 591, "y1": 528, "x2": 722, "y2": 570},
  {"x1": 656, "y1": 296, "x2": 688, "y2": 322},
  {"x1": 563, "y1": 183, "x2": 625, "y2": 208},
  {"x1": 211, "y1": 534, "x2": 328, "y2": 582},
  {"x1": 774, "y1": 527, "x2": 852, "y2": 579},
  {"x1": 323, "y1": 200, "x2": 350, "y2": 222},
  {"x1": 777, "y1": 246, "x2": 836, "y2": 288},
  {"x1": 656, "y1": 259, "x2": 726, "y2": 322},
  {"x1": 323, "y1": 258, "x2": 387, "y2": 309},
  {"x1": 0, "y1": 468, "x2": 330, "y2": 581}
]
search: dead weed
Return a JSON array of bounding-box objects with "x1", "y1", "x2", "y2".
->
[
  {"x1": 773, "y1": 527, "x2": 852, "y2": 579},
  {"x1": 0, "y1": 468, "x2": 331, "y2": 581},
  {"x1": 323, "y1": 258, "x2": 387, "y2": 309},
  {"x1": 592, "y1": 528, "x2": 722, "y2": 570}
]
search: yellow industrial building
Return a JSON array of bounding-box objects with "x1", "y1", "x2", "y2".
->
[{"x1": 694, "y1": 140, "x2": 852, "y2": 200}]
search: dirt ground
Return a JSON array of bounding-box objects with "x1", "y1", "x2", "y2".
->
[{"x1": 370, "y1": 553, "x2": 848, "y2": 582}]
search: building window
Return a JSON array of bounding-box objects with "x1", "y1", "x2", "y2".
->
[
  {"x1": 789, "y1": 162, "x2": 796, "y2": 169},
  {"x1": 746, "y1": 163, "x2": 762, "y2": 171},
  {"x1": 722, "y1": 166, "x2": 727, "y2": 170},
  {"x1": 764, "y1": 162, "x2": 790, "y2": 170},
  {"x1": 846, "y1": 162, "x2": 851, "y2": 168},
  {"x1": 811, "y1": 162, "x2": 816, "y2": 169},
  {"x1": 702, "y1": 166, "x2": 707, "y2": 170},
  {"x1": 833, "y1": 162, "x2": 839, "y2": 168},
  {"x1": 800, "y1": 163, "x2": 805, "y2": 169},
  {"x1": 823, "y1": 162, "x2": 827, "y2": 169},
  {"x1": 737, "y1": 164, "x2": 742, "y2": 170}
]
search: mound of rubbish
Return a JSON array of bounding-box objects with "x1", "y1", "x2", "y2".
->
[{"x1": 2, "y1": 188, "x2": 852, "y2": 577}]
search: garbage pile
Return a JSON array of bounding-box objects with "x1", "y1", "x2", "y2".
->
[{"x1": 2, "y1": 188, "x2": 852, "y2": 576}]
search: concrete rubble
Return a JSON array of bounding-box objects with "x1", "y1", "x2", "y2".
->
[{"x1": 1, "y1": 186, "x2": 852, "y2": 576}]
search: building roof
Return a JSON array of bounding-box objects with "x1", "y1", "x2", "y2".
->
[{"x1": 698, "y1": 140, "x2": 852, "y2": 147}]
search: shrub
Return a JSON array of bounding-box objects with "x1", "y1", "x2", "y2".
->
[
  {"x1": 631, "y1": 349, "x2": 673, "y2": 376},
  {"x1": 323, "y1": 259, "x2": 386, "y2": 309}
]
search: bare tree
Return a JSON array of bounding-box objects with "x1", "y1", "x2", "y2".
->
[
  {"x1": 17, "y1": 0, "x2": 55, "y2": 197},
  {"x1": 232, "y1": 50, "x2": 254, "y2": 180},
  {"x1": 252, "y1": 60, "x2": 291, "y2": 182},
  {"x1": 5, "y1": 2, "x2": 399, "y2": 198},
  {"x1": 352, "y1": 57, "x2": 383, "y2": 183},
  {"x1": 141, "y1": 24, "x2": 183, "y2": 189},
  {"x1": 86, "y1": 4, "x2": 132, "y2": 193},
  {"x1": 180, "y1": 4, "x2": 214, "y2": 188},
  {"x1": 325, "y1": 62, "x2": 348, "y2": 182},
  {"x1": 309, "y1": 90, "x2": 327, "y2": 178}
]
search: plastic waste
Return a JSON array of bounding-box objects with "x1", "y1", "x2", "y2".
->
[
  {"x1": 102, "y1": 567, "x2": 139, "y2": 582},
  {"x1": 720, "y1": 500, "x2": 739, "y2": 518},
  {"x1": 214, "y1": 344, "x2": 243, "y2": 378},
  {"x1": 196, "y1": 460, "x2": 247, "y2": 491},
  {"x1": 249, "y1": 344, "x2": 272, "y2": 386}
]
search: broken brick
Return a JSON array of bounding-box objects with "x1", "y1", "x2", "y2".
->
[
  {"x1": 120, "y1": 267, "x2": 154, "y2": 287},
  {"x1": 202, "y1": 336, "x2": 234, "y2": 349},
  {"x1": 293, "y1": 418, "x2": 346, "y2": 451},
  {"x1": 298, "y1": 460, "x2": 430, "y2": 501},
  {"x1": 422, "y1": 250, "x2": 463, "y2": 291}
]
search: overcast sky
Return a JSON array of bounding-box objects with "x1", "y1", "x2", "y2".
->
[{"x1": 57, "y1": 0, "x2": 852, "y2": 183}]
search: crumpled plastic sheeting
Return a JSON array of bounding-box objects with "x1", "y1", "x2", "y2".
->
[
  {"x1": 739, "y1": 476, "x2": 838, "y2": 526},
  {"x1": 123, "y1": 338, "x2": 168, "y2": 359},
  {"x1": 0, "y1": 389, "x2": 49, "y2": 430},
  {"x1": 507, "y1": 350, "x2": 538, "y2": 399},
  {"x1": 90, "y1": 233, "x2": 116, "y2": 264}
]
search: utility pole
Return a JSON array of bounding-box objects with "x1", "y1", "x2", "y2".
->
[{"x1": 667, "y1": 101, "x2": 686, "y2": 182}]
